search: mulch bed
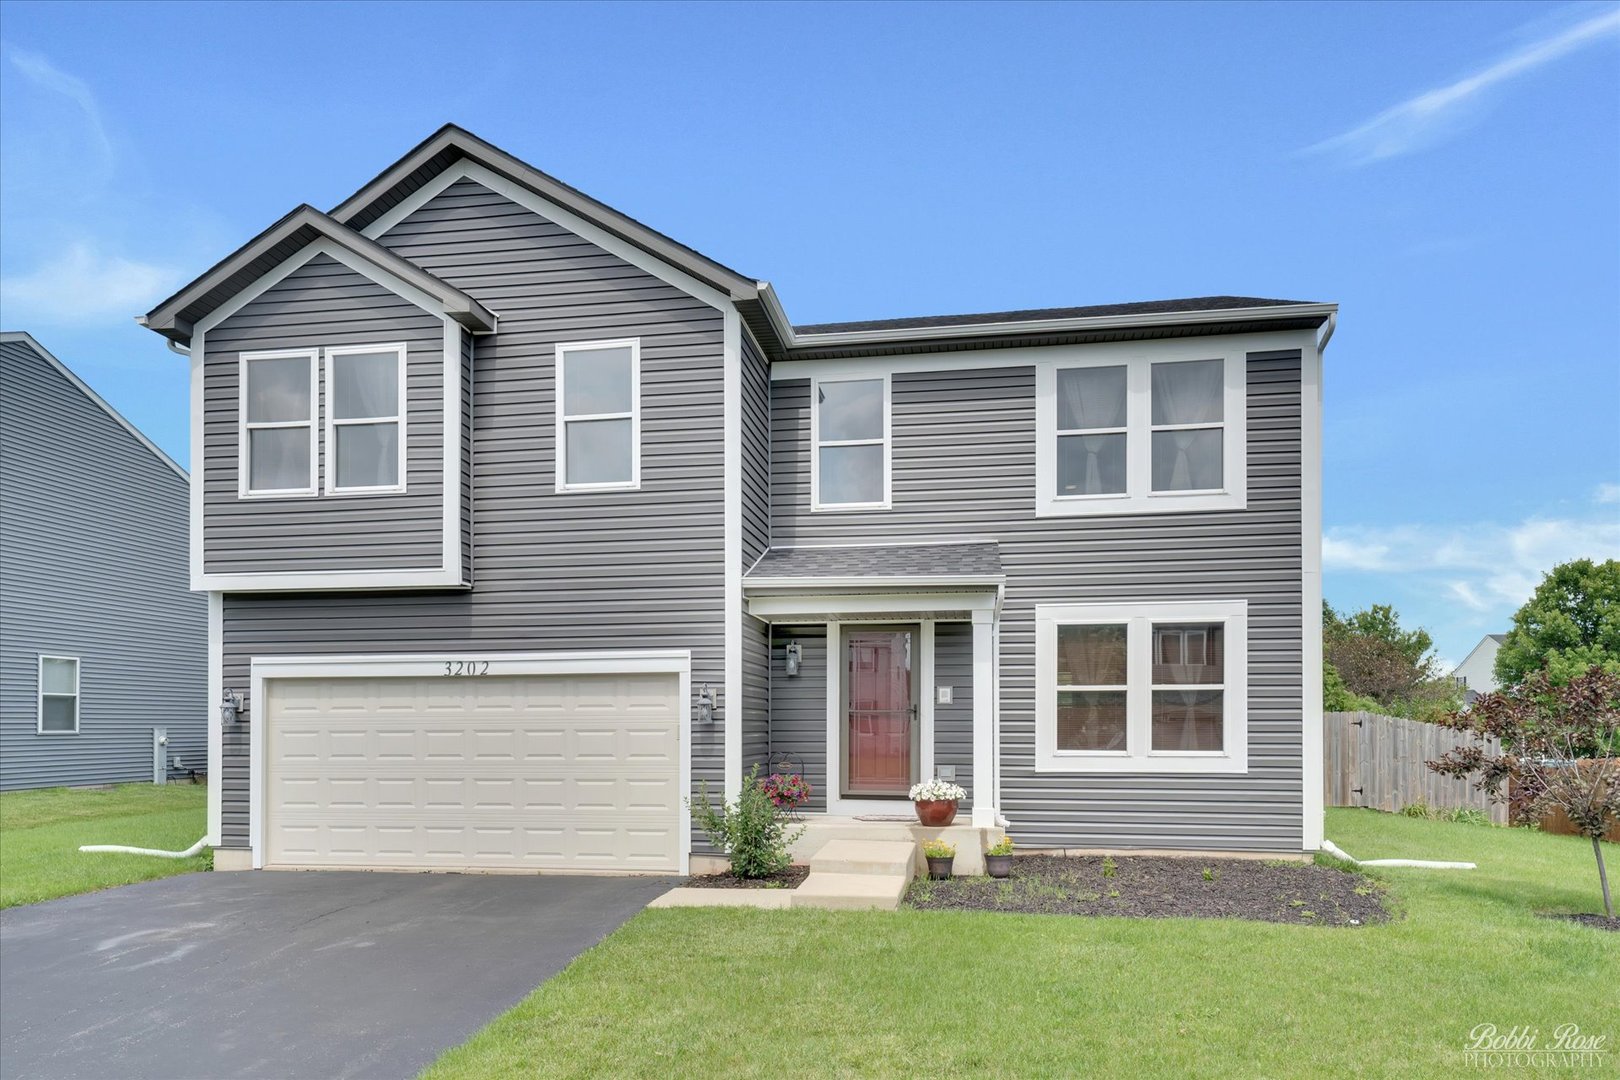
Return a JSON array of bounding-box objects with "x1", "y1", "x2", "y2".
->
[
  {"x1": 683, "y1": 865, "x2": 810, "y2": 890},
  {"x1": 904, "y1": 854, "x2": 1389, "y2": 926},
  {"x1": 1543, "y1": 913, "x2": 1620, "y2": 932}
]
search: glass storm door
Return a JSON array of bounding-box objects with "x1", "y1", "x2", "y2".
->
[{"x1": 844, "y1": 628, "x2": 916, "y2": 796}]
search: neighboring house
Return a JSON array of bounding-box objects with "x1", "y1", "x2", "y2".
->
[
  {"x1": 1452, "y1": 633, "x2": 1507, "y2": 702},
  {"x1": 0, "y1": 332, "x2": 207, "y2": 791},
  {"x1": 140, "y1": 125, "x2": 1333, "y2": 873}
]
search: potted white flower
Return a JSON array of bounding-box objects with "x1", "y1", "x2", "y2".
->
[{"x1": 909, "y1": 778, "x2": 967, "y2": 826}]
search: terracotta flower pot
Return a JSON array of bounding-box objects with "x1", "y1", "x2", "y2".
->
[
  {"x1": 914, "y1": 798, "x2": 959, "y2": 826},
  {"x1": 926, "y1": 855, "x2": 955, "y2": 880},
  {"x1": 985, "y1": 853, "x2": 1013, "y2": 878}
]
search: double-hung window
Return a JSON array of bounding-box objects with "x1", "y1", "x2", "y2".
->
[
  {"x1": 325, "y1": 344, "x2": 406, "y2": 494},
  {"x1": 37, "y1": 655, "x2": 80, "y2": 734},
  {"x1": 240, "y1": 349, "x2": 318, "y2": 496},
  {"x1": 1037, "y1": 345, "x2": 1245, "y2": 515},
  {"x1": 556, "y1": 339, "x2": 639, "y2": 491},
  {"x1": 812, "y1": 375, "x2": 889, "y2": 509},
  {"x1": 1035, "y1": 600, "x2": 1247, "y2": 773}
]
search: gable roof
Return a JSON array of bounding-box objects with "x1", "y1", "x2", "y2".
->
[
  {"x1": 328, "y1": 124, "x2": 764, "y2": 304},
  {"x1": 0, "y1": 332, "x2": 188, "y2": 481},
  {"x1": 141, "y1": 204, "x2": 496, "y2": 346}
]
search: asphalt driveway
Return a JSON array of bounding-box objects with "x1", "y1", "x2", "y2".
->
[{"x1": 0, "y1": 869, "x2": 676, "y2": 1080}]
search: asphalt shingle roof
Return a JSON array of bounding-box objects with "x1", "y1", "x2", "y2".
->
[
  {"x1": 745, "y1": 542, "x2": 1002, "y2": 581},
  {"x1": 794, "y1": 296, "x2": 1318, "y2": 336}
]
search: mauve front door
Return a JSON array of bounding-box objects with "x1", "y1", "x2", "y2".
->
[{"x1": 845, "y1": 628, "x2": 915, "y2": 796}]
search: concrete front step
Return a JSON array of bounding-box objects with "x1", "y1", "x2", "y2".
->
[
  {"x1": 808, "y1": 838, "x2": 916, "y2": 877},
  {"x1": 791, "y1": 871, "x2": 909, "y2": 911}
]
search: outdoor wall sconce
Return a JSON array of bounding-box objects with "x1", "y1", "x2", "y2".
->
[
  {"x1": 784, "y1": 640, "x2": 803, "y2": 677},
  {"x1": 220, "y1": 688, "x2": 245, "y2": 724},
  {"x1": 697, "y1": 684, "x2": 716, "y2": 724}
]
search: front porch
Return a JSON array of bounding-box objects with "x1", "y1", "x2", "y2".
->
[
  {"x1": 739, "y1": 541, "x2": 1006, "y2": 835},
  {"x1": 784, "y1": 814, "x2": 1005, "y2": 876}
]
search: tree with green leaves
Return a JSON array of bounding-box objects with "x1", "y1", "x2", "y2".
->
[
  {"x1": 1494, "y1": 558, "x2": 1620, "y2": 688},
  {"x1": 1323, "y1": 601, "x2": 1459, "y2": 720}
]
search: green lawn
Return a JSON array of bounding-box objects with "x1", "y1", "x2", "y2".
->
[
  {"x1": 0, "y1": 783, "x2": 210, "y2": 908},
  {"x1": 426, "y1": 809, "x2": 1616, "y2": 1079}
]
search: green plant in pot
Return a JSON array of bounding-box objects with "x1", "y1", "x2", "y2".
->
[
  {"x1": 984, "y1": 835, "x2": 1015, "y2": 878},
  {"x1": 921, "y1": 838, "x2": 957, "y2": 880},
  {"x1": 909, "y1": 778, "x2": 966, "y2": 826}
]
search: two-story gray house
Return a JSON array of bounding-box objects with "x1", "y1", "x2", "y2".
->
[
  {"x1": 141, "y1": 126, "x2": 1331, "y2": 874},
  {"x1": 1, "y1": 332, "x2": 207, "y2": 791}
]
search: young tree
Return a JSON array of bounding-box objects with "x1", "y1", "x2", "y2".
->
[
  {"x1": 1427, "y1": 666, "x2": 1620, "y2": 919},
  {"x1": 1494, "y1": 558, "x2": 1620, "y2": 687}
]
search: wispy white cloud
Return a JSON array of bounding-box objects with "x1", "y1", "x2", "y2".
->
[
  {"x1": 1597, "y1": 482, "x2": 1620, "y2": 504},
  {"x1": 1325, "y1": 513, "x2": 1620, "y2": 614},
  {"x1": 2, "y1": 45, "x2": 113, "y2": 165},
  {"x1": 1305, "y1": 7, "x2": 1620, "y2": 166},
  {"x1": 0, "y1": 243, "x2": 180, "y2": 323}
]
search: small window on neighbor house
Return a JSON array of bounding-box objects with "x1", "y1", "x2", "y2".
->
[
  {"x1": 38, "y1": 656, "x2": 79, "y2": 734},
  {"x1": 813, "y1": 376, "x2": 888, "y2": 509},
  {"x1": 240, "y1": 350, "x2": 317, "y2": 496},
  {"x1": 556, "y1": 339, "x2": 639, "y2": 490},
  {"x1": 326, "y1": 344, "x2": 406, "y2": 493}
]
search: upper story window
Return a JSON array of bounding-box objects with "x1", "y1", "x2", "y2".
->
[
  {"x1": 240, "y1": 349, "x2": 318, "y2": 497},
  {"x1": 1034, "y1": 600, "x2": 1248, "y2": 774},
  {"x1": 37, "y1": 655, "x2": 79, "y2": 734},
  {"x1": 326, "y1": 344, "x2": 406, "y2": 494},
  {"x1": 556, "y1": 339, "x2": 640, "y2": 491},
  {"x1": 1036, "y1": 345, "x2": 1246, "y2": 516},
  {"x1": 812, "y1": 375, "x2": 889, "y2": 510}
]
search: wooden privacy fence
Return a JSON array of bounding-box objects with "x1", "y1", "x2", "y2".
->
[{"x1": 1323, "y1": 711, "x2": 1508, "y2": 824}]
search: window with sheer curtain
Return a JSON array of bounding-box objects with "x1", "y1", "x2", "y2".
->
[
  {"x1": 1037, "y1": 349, "x2": 1244, "y2": 516},
  {"x1": 241, "y1": 349, "x2": 317, "y2": 496},
  {"x1": 1036, "y1": 600, "x2": 1248, "y2": 773},
  {"x1": 326, "y1": 345, "x2": 405, "y2": 493}
]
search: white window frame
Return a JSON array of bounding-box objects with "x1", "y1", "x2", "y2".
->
[
  {"x1": 238, "y1": 348, "x2": 319, "y2": 498},
  {"x1": 37, "y1": 654, "x2": 80, "y2": 735},
  {"x1": 1035, "y1": 600, "x2": 1248, "y2": 774},
  {"x1": 323, "y1": 343, "x2": 408, "y2": 495},
  {"x1": 554, "y1": 338, "x2": 641, "y2": 493},
  {"x1": 1035, "y1": 342, "x2": 1247, "y2": 516},
  {"x1": 810, "y1": 373, "x2": 891, "y2": 511}
]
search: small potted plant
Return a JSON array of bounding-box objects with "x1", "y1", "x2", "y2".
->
[
  {"x1": 759, "y1": 771, "x2": 812, "y2": 819},
  {"x1": 922, "y1": 838, "x2": 957, "y2": 880},
  {"x1": 909, "y1": 778, "x2": 966, "y2": 826},
  {"x1": 984, "y1": 835, "x2": 1015, "y2": 878}
]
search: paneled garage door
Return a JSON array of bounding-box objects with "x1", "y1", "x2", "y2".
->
[{"x1": 264, "y1": 671, "x2": 682, "y2": 872}]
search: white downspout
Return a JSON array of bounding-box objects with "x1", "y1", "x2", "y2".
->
[{"x1": 79, "y1": 837, "x2": 210, "y2": 859}]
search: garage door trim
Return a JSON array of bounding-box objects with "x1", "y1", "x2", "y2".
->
[{"x1": 248, "y1": 650, "x2": 692, "y2": 874}]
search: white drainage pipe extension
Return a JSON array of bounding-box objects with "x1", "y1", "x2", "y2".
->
[
  {"x1": 79, "y1": 836, "x2": 210, "y2": 859},
  {"x1": 1321, "y1": 838, "x2": 1474, "y2": 870}
]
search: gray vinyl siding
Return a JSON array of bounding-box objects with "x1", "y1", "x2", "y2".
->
[
  {"x1": 771, "y1": 350, "x2": 1305, "y2": 851},
  {"x1": 202, "y1": 253, "x2": 447, "y2": 574},
  {"x1": 0, "y1": 339, "x2": 206, "y2": 790},
  {"x1": 768, "y1": 625, "x2": 828, "y2": 813},
  {"x1": 215, "y1": 178, "x2": 727, "y2": 848},
  {"x1": 933, "y1": 622, "x2": 974, "y2": 809},
  {"x1": 741, "y1": 328, "x2": 770, "y2": 567},
  {"x1": 742, "y1": 613, "x2": 770, "y2": 777}
]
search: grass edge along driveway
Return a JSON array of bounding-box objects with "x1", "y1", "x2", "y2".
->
[
  {"x1": 0, "y1": 783, "x2": 210, "y2": 908},
  {"x1": 424, "y1": 809, "x2": 1616, "y2": 1079}
]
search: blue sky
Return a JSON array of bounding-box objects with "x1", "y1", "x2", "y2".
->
[{"x1": 2, "y1": 0, "x2": 1616, "y2": 666}]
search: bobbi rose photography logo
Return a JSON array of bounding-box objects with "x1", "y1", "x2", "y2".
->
[{"x1": 1462, "y1": 1024, "x2": 1608, "y2": 1068}]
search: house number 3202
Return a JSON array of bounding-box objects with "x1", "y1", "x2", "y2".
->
[{"x1": 443, "y1": 661, "x2": 491, "y2": 676}]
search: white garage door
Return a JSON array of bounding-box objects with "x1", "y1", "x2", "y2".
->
[{"x1": 264, "y1": 671, "x2": 682, "y2": 872}]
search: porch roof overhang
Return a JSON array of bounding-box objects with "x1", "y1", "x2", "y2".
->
[{"x1": 743, "y1": 541, "x2": 1003, "y2": 620}]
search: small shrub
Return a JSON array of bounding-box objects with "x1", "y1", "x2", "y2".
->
[
  {"x1": 1400, "y1": 800, "x2": 1438, "y2": 820},
  {"x1": 1101, "y1": 856, "x2": 1117, "y2": 878},
  {"x1": 986, "y1": 835, "x2": 1015, "y2": 857},
  {"x1": 1445, "y1": 807, "x2": 1491, "y2": 827},
  {"x1": 922, "y1": 838, "x2": 957, "y2": 859},
  {"x1": 688, "y1": 764, "x2": 804, "y2": 879}
]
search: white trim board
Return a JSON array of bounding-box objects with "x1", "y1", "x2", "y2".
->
[
  {"x1": 723, "y1": 308, "x2": 743, "y2": 804},
  {"x1": 1300, "y1": 333, "x2": 1326, "y2": 851},
  {"x1": 247, "y1": 650, "x2": 693, "y2": 875}
]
